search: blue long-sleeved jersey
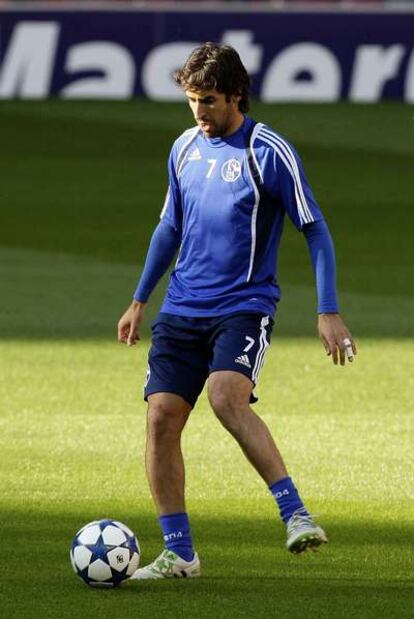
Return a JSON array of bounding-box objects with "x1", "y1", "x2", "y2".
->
[{"x1": 135, "y1": 116, "x2": 338, "y2": 316}]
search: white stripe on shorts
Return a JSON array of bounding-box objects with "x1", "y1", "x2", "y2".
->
[{"x1": 252, "y1": 316, "x2": 270, "y2": 383}]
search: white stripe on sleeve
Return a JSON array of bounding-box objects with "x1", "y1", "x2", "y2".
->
[
  {"x1": 159, "y1": 186, "x2": 170, "y2": 219},
  {"x1": 258, "y1": 128, "x2": 314, "y2": 225},
  {"x1": 176, "y1": 127, "x2": 200, "y2": 177},
  {"x1": 244, "y1": 148, "x2": 260, "y2": 283}
]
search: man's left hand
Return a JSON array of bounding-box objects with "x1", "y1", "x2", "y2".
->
[{"x1": 318, "y1": 313, "x2": 357, "y2": 366}]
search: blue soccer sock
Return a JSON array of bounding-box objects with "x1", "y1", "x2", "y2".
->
[
  {"x1": 269, "y1": 477, "x2": 309, "y2": 524},
  {"x1": 158, "y1": 512, "x2": 194, "y2": 562}
]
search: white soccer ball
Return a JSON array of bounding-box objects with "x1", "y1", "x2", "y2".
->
[{"x1": 70, "y1": 519, "x2": 140, "y2": 587}]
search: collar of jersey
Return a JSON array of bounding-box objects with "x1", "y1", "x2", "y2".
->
[{"x1": 203, "y1": 116, "x2": 251, "y2": 148}]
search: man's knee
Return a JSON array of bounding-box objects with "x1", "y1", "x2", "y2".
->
[
  {"x1": 147, "y1": 394, "x2": 191, "y2": 440},
  {"x1": 207, "y1": 374, "x2": 250, "y2": 435},
  {"x1": 208, "y1": 385, "x2": 233, "y2": 418}
]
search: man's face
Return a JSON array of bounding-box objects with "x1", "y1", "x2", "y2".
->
[{"x1": 185, "y1": 89, "x2": 243, "y2": 138}]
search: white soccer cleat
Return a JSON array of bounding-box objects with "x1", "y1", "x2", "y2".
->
[
  {"x1": 130, "y1": 549, "x2": 201, "y2": 580},
  {"x1": 286, "y1": 508, "x2": 328, "y2": 554}
]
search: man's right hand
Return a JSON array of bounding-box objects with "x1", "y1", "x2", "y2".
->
[{"x1": 117, "y1": 301, "x2": 147, "y2": 346}]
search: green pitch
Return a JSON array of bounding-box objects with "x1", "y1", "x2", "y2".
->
[{"x1": 0, "y1": 101, "x2": 413, "y2": 618}]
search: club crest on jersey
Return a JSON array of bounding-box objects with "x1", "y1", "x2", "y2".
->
[{"x1": 221, "y1": 159, "x2": 241, "y2": 182}]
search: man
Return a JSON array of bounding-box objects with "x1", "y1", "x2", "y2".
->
[{"x1": 118, "y1": 42, "x2": 356, "y2": 579}]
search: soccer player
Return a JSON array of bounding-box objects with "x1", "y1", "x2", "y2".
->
[{"x1": 118, "y1": 43, "x2": 356, "y2": 579}]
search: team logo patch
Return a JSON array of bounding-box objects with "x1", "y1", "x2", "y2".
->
[
  {"x1": 221, "y1": 158, "x2": 241, "y2": 182},
  {"x1": 235, "y1": 354, "x2": 251, "y2": 369},
  {"x1": 188, "y1": 147, "x2": 202, "y2": 161}
]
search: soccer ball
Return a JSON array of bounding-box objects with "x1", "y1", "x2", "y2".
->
[{"x1": 70, "y1": 519, "x2": 140, "y2": 587}]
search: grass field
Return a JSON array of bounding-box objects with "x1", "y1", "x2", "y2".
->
[{"x1": 0, "y1": 101, "x2": 413, "y2": 618}]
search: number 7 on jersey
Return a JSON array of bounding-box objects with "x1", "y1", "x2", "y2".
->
[{"x1": 206, "y1": 159, "x2": 217, "y2": 179}]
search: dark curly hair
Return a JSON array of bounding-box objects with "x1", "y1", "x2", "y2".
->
[{"x1": 175, "y1": 42, "x2": 251, "y2": 113}]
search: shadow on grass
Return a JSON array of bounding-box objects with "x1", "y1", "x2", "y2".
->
[{"x1": 2, "y1": 507, "x2": 413, "y2": 619}]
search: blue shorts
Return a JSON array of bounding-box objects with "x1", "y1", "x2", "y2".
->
[{"x1": 144, "y1": 312, "x2": 274, "y2": 408}]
